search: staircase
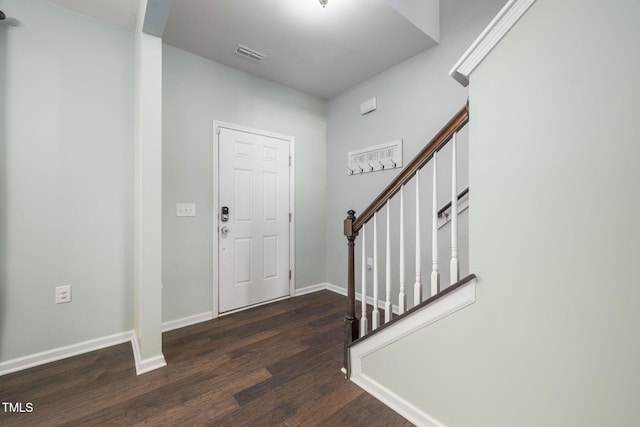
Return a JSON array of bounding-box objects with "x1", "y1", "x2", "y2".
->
[{"x1": 342, "y1": 105, "x2": 474, "y2": 378}]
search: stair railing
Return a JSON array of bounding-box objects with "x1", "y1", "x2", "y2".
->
[{"x1": 343, "y1": 105, "x2": 469, "y2": 376}]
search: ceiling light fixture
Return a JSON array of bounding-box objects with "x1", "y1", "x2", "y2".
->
[{"x1": 319, "y1": 0, "x2": 328, "y2": 8}]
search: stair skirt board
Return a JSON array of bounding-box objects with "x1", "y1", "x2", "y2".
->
[{"x1": 349, "y1": 278, "x2": 476, "y2": 426}]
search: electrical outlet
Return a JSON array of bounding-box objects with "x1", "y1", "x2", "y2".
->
[
  {"x1": 56, "y1": 285, "x2": 72, "y2": 304},
  {"x1": 176, "y1": 203, "x2": 196, "y2": 217}
]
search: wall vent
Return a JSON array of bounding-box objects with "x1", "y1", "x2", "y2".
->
[{"x1": 234, "y1": 44, "x2": 266, "y2": 62}]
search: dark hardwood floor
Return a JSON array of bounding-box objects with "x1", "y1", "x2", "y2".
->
[{"x1": 0, "y1": 291, "x2": 412, "y2": 426}]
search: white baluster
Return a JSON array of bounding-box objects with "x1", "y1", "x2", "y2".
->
[
  {"x1": 372, "y1": 212, "x2": 380, "y2": 330},
  {"x1": 360, "y1": 226, "x2": 368, "y2": 335},
  {"x1": 385, "y1": 201, "x2": 392, "y2": 323},
  {"x1": 450, "y1": 133, "x2": 460, "y2": 284},
  {"x1": 414, "y1": 170, "x2": 422, "y2": 306},
  {"x1": 431, "y1": 152, "x2": 440, "y2": 296},
  {"x1": 398, "y1": 185, "x2": 406, "y2": 314}
]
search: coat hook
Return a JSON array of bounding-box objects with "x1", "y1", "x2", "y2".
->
[
  {"x1": 358, "y1": 165, "x2": 363, "y2": 173},
  {"x1": 348, "y1": 167, "x2": 354, "y2": 175},
  {"x1": 390, "y1": 159, "x2": 397, "y2": 168},
  {"x1": 368, "y1": 163, "x2": 374, "y2": 172},
  {"x1": 379, "y1": 161, "x2": 385, "y2": 170}
]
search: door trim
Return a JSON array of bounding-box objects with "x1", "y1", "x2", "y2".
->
[{"x1": 212, "y1": 121, "x2": 295, "y2": 318}]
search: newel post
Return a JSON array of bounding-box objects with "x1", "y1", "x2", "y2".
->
[{"x1": 344, "y1": 210, "x2": 359, "y2": 377}]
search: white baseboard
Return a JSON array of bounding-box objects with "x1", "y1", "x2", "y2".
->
[
  {"x1": 351, "y1": 373, "x2": 448, "y2": 427},
  {"x1": 0, "y1": 329, "x2": 168, "y2": 377},
  {"x1": 162, "y1": 311, "x2": 214, "y2": 333},
  {"x1": 295, "y1": 282, "x2": 400, "y2": 315},
  {"x1": 294, "y1": 283, "x2": 329, "y2": 296},
  {"x1": 0, "y1": 331, "x2": 133, "y2": 377},
  {"x1": 130, "y1": 333, "x2": 167, "y2": 375}
]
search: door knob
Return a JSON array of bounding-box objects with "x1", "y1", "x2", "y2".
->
[{"x1": 221, "y1": 226, "x2": 230, "y2": 235}]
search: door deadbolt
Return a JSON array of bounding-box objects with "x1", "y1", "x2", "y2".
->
[{"x1": 221, "y1": 206, "x2": 229, "y2": 222}]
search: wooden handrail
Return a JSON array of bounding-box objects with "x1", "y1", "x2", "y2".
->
[
  {"x1": 342, "y1": 104, "x2": 469, "y2": 376},
  {"x1": 352, "y1": 105, "x2": 469, "y2": 232},
  {"x1": 437, "y1": 187, "x2": 470, "y2": 218}
]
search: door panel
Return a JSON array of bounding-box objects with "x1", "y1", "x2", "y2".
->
[{"x1": 218, "y1": 127, "x2": 290, "y2": 313}]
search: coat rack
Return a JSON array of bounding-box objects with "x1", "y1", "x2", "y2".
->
[{"x1": 347, "y1": 139, "x2": 403, "y2": 175}]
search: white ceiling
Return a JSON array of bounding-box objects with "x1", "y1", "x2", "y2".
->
[{"x1": 45, "y1": 0, "x2": 439, "y2": 99}]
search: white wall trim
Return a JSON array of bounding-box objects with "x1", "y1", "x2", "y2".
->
[
  {"x1": 351, "y1": 373, "x2": 448, "y2": 427},
  {"x1": 162, "y1": 311, "x2": 214, "y2": 333},
  {"x1": 217, "y1": 295, "x2": 291, "y2": 317},
  {"x1": 0, "y1": 331, "x2": 133, "y2": 377},
  {"x1": 130, "y1": 333, "x2": 167, "y2": 375},
  {"x1": 0, "y1": 330, "x2": 170, "y2": 377},
  {"x1": 449, "y1": 0, "x2": 537, "y2": 86},
  {"x1": 294, "y1": 282, "x2": 329, "y2": 296},
  {"x1": 350, "y1": 278, "x2": 476, "y2": 376},
  {"x1": 295, "y1": 282, "x2": 400, "y2": 315}
]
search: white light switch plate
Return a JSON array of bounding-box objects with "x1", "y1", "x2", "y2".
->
[
  {"x1": 56, "y1": 285, "x2": 72, "y2": 304},
  {"x1": 176, "y1": 203, "x2": 196, "y2": 217}
]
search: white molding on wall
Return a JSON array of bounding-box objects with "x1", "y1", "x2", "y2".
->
[
  {"x1": 217, "y1": 295, "x2": 291, "y2": 317},
  {"x1": 162, "y1": 311, "x2": 214, "y2": 333},
  {"x1": 295, "y1": 283, "x2": 400, "y2": 315},
  {"x1": 130, "y1": 333, "x2": 167, "y2": 375},
  {"x1": 294, "y1": 283, "x2": 329, "y2": 296},
  {"x1": 0, "y1": 331, "x2": 133, "y2": 377},
  {"x1": 351, "y1": 374, "x2": 448, "y2": 427},
  {"x1": 449, "y1": 0, "x2": 537, "y2": 86},
  {"x1": 0, "y1": 329, "x2": 170, "y2": 377},
  {"x1": 350, "y1": 278, "x2": 476, "y2": 372}
]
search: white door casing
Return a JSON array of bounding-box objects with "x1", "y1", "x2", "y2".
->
[{"x1": 214, "y1": 123, "x2": 294, "y2": 314}]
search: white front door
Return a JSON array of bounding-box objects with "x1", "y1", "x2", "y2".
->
[{"x1": 217, "y1": 126, "x2": 291, "y2": 313}]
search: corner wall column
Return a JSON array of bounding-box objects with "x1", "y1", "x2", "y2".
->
[{"x1": 132, "y1": 0, "x2": 169, "y2": 375}]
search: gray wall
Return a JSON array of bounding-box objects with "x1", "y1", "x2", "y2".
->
[
  {"x1": 361, "y1": 0, "x2": 640, "y2": 425},
  {"x1": 162, "y1": 46, "x2": 326, "y2": 322},
  {"x1": 0, "y1": 0, "x2": 134, "y2": 361},
  {"x1": 325, "y1": 0, "x2": 506, "y2": 300}
]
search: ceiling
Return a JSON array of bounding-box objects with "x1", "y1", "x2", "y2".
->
[{"x1": 45, "y1": 0, "x2": 439, "y2": 99}]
